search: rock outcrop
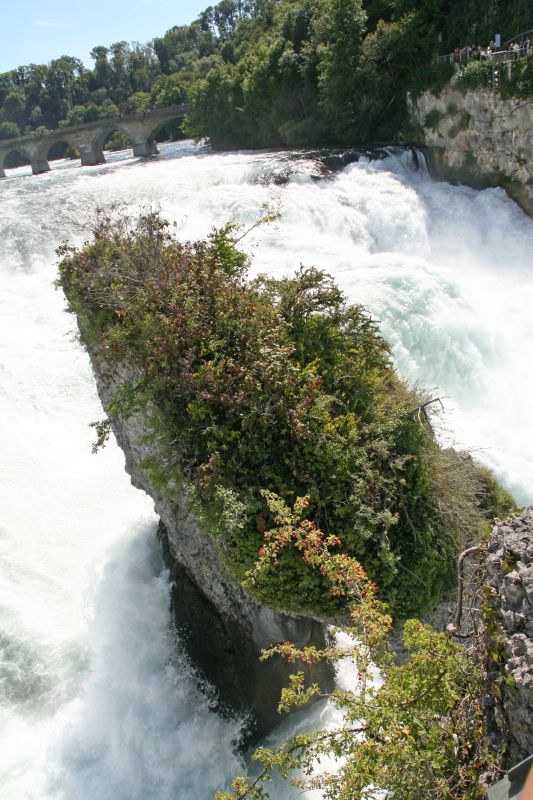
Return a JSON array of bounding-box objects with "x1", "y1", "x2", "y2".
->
[
  {"x1": 88, "y1": 348, "x2": 333, "y2": 743},
  {"x1": 485, "y1": 508, "x2": 533, "y2": 764},
  {"x1": 408, "y1": 85, "x2": 533, "y2": 218}
]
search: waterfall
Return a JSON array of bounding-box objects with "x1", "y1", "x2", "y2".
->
[{"x1": 1, "y1": 141, "x2": 531, "y2": 799}]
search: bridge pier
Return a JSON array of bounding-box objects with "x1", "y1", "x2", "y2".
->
[
  {"x1": 0, "y1": 165, "x2": 5, "y2": 179},
  {"x1": 31, "y1": 159, "x2": 50, "y2": 175},
  {"x1": 133, "y1": 140, "x2": 159, "y2": 157},
  {"x1": 79, "y1": 144, "x2": 105, "y2": 167}
]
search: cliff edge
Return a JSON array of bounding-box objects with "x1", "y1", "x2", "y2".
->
[
  {"x1": 409, "y1": 86, "x2": 533, "y2": 219},
  {"x1": 88, "y1": 347, "x2": 332, "y2": 742},
  {"x1": 485, "y1": 507, "x2": 533, "y2": 764}
]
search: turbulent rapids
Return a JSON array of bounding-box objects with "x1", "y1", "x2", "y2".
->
[{"x1": 1, "y1": 141, "x2": 532, "y2": 800}]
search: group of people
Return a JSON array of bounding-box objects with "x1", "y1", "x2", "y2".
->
[{"x1": 444, "y1": 37, "x2": 532, "y2": 63}]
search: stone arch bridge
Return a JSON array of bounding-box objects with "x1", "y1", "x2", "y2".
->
[{"x1": 0, "y1": 103, "x2": 190, "y2": 178}]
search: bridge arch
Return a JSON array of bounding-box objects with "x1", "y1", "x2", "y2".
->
[
  {"x1": 90, "y1": 124, "x2": 137, "y2": 164},
  {"x1": 145, "y1": 113, "x2": 186, "y2": 145},
  {"x1": 2, "y1": 147, "x2": 32, "y2": 176},
  {"x1": 35, "y1": 138, "x2": 80, "y2": 170},
  {"x1": 46, "y1": 139, "x2": 79, "y2": 163}
]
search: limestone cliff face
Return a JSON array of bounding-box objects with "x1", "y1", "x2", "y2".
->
[
  {"x1": 88, "y1": 347, "x2": 332, "y2": 742},
  {"x1": 408, "y1": 86, "x2": 533, "y2": 218},
  {"x1": 485, "y1": 508, "x2": 533, "y2": 764}
]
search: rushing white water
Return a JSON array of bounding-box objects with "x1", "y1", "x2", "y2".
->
[{"x1": 1, "y1": 141, "x2": 532, "y2": 800}]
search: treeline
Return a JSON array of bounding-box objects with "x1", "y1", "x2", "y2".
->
[{"x1": 0, "y1": 0, "x2": 530, "y2": 147}]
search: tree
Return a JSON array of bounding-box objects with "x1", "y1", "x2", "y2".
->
[
  {"x1": 46, "y1": 56, "x2": 86, "y2": 126},
  {"x1": 126, "y1": 91, "x2": 151, "y2": 113},
  {"x1": 0, "y1": 120, "x2": 20, "y2": 139},
  {"x1": 127, "y1": 42, "x2": 160, "y2": 92},
  {"x1": 185, "y1": 63, "x2": 247, "y2": 146},
  {"x1": 29, "y1": 105, "x2": 44, "y2": 128},
  {"x1": 313, "y1": 0, "x2": 367, "y2": 142},
  {"x1": 109, "y1": 41, "x2": 131, "y2": 100},
  {"x1": 2, "y1": 90, "x2": 27, "y2": 129},
  {"x1": 150, "y1": 74, "x2": 189, "y2": 108},
  {"x1": 90, "y1": 46, "x2": 111, "y2": 90}
]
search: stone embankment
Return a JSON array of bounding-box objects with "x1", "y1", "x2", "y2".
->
[
  {"x1": 88, "y1": 347, "x2": 332, "y2": 743},
  {"x1": 486, "y1": 508, "x2": 533, "y2": 763},
  {"x1": 409, "y1": 85, "x2": 533, "y2": 218}
]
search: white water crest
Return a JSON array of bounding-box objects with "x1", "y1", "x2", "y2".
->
[{"x1": 1, "y1": 141, "x2": 532, "y2": 799}]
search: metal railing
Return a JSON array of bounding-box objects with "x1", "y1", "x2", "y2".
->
[
  {"x1": 436, "y1": 46, "x2": 532, "y2": 66},
  {"x1": 505, "y1": 28, "x2": 533, "y2": 46}
]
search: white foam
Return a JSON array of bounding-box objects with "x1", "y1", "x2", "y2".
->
[{"x1": 1, "y1": 140, "x2": 531, "y2": 800}]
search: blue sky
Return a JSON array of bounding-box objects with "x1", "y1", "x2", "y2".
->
[{"x1": 2, "y1": 0, "x2": 209, "y2": 73}]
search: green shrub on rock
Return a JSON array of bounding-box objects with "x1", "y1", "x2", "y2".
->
[
  {"x1": 452, "y1": 61, "x2": 489, "y2": 91},
  {"x1": 57, "y1": 209, "x2": 509, "y2": 620}
]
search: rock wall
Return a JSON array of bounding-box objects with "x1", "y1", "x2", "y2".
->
[
  {"x1": 485, "y1": 508, "x2": 533, "y2": 764},
  {"x1": 408, "y1": 85, "x2": 533, "y2": 218},
  {"x1": 88, "y1": 348, "x2": 333, "y2": 743}
]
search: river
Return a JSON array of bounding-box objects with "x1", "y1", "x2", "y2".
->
[{"x1": 1, "y1": 141, "x2": 532, "y2": 799}]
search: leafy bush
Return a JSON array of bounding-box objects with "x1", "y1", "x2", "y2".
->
[
  {"x1": 452, "y1": 61, "x2": 489, "y2": 91},
  {"x1": 58, "y1": 210, "x2": 509, "y2": 619},
  {"x1": 0, "y1": 120, "x2": 21, "y2": 140},
  {"x1": 501, "y1": 55, "x2": 533, "y2": 99},
  {"x1": 217, "y1": 495, "x2": 496, "y2": 799}
]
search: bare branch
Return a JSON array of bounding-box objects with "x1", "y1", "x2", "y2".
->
[{"x1": 447, "y1": 546, "x2": 486, "y2": 636}]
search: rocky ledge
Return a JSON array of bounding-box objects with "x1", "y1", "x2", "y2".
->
[
  {"x1": 89, "y1": 347, "x2": 333, "y2": 743},
  {"x1": 409, "y1": 86, "x2": 533, "y2": 219},
  {"x1": 486, "y1": 508, "x2": 533, "y2": 763}
]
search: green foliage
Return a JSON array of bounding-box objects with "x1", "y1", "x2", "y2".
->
[
  {"x1": 126, "y1": 91, "x2": 152, "y2": 113},
  {"x1": 476, "y1": 466, "x2": 518, "y2": 521},
  {"x1": 0, "y1": 120, "x2": 20, "y2": 139},
  {"x1": 89, "y1": 418, "x2": 112, "y2": 453},
  {"x1": 185, "y1": 63, "x2": 248, "y2": 147},
  {"x1": 352, "y1": 12, "x2": 434, "y2": 143},
  {"x1": 216, "y1": 511, "x2": 495, "y2": 799},
  {"x1": 314, "y1": 0, "x2": 367, "y2": 142},
  {"x1": 57, "y1": 209, "x2": 507, "y2": 620},
  {"x1": 1, "y1": 0, "x2": 530, "y2": 148},
  {"x1": 501, "y1": 56, "x2": 533, "y2": 99},
  {"x1": 150, "y1": 74, "x2": 190, "y2": 108},
  {"x1": 452, "y1": 61, "x2": 489, "y2": 91},
  {"x1": 103, "y1": 131, "x2": 131, "y2": 151}
]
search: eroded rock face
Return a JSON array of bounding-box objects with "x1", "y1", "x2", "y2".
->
[
  {"x1": 408, "y1": 86, "x2": 533, "y2": 218},
  {"x1": 89, "y1": 348, "x2": 333, "y2": 742},
  {"x1": 486, "y1": 508, "x2": 533, "y2": 763}
]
